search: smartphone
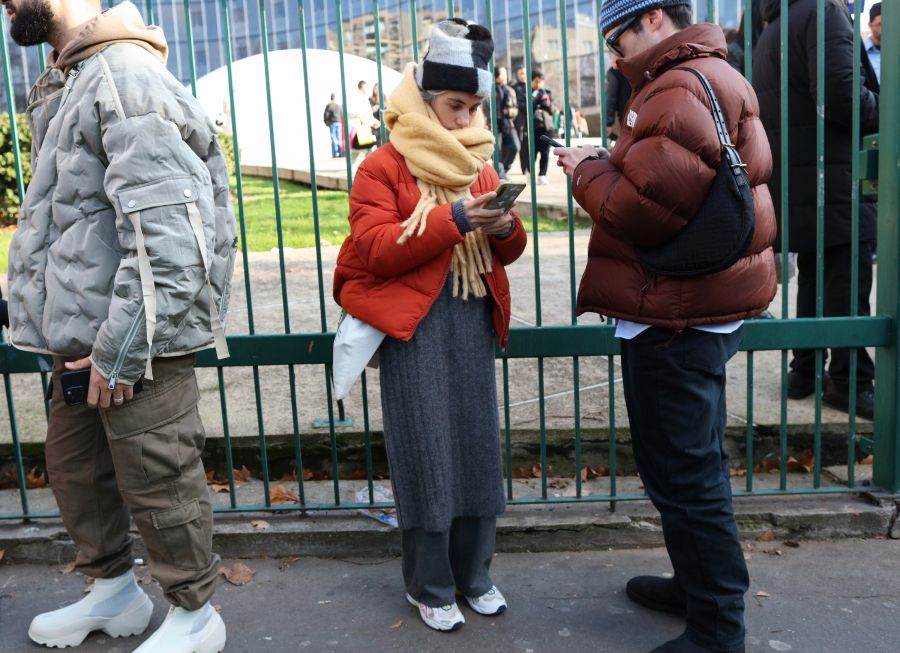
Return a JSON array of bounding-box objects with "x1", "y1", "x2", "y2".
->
[
  {"x1": 61, "y1": 368, "x2": 143, "y2": 406},
  {"x1": 540, "y1": 134, "x2": 565, "y2": 148},
  {"x1": 483, "y1": 182, "x2": 526, "y2": 211}
]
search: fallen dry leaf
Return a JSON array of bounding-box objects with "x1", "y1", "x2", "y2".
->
[
  {"x1": 287, "y1": 268, "x2": 303, "y2": 273},
  {"x1": 755, "y1": 591, "x2": 770, "y2": 597},
  {"x1": 218, "y1": 562, "x2": 256, "y2": 586},
  {"x1": 603, "y1": 564, "x2": 615, "y2": 568},
  {"x1": 548, "y1": 478, "x2": 569, "y2": 489},
  {"x1": 140, "y1": 571, "x2": 153, "y2": 586},
  {"x1": 213, "y1": 605, "x2": 222, "y2": 613},
  {"x1": 307, "y1": 470, "x2": 333, "y2": 481},
  {"x1": 730, "y1": 468, "x2": 747, "y2": 477},
  {"x1": 860, "y1": 455, "x2": 874, "y2": 465},
  {"x1": 251, "y1": 520, "x2": 270, "y2": 531},
  {"x1": 743, "y1": 552, "x2": 752, "y2": 560},
  {"x1": 563, "y1": 486, "x2": 592, "y2": 497},
  {"x1": 269, "y1": 484, "x2": 301, "y2": 505},
  {"x1": 389, "y1": 621, "x2": 402, "y2": 629},
  {"x1": 0, "y1": 550, "x2": 4, "y2": 563},
  {"x1": 259, "y1": 553, "x2": 270, "y2": 559},
  {"x1": 784, "y1": 540, "x2": 800, "y2": 548},
  {"x1": 756, "y1": 530, "x2": 776, "y2": 542},
  {"x1": 61, "y1": 562, "x2": 75, "y2": 575},
  {"x1": 763, "y1": 549, "x2": 783, "y2": 556},
  {"x1": 210, "y1": 483, "x2": 231, "y2": 493},
  {"x1": 233, "y1": 466, "x2": 253, "y2": 483},
  {"x1": 25, "y1": 467, "x2": 49, "y2": 489},
  {"x1": 347, "y1": 470, "x2": 369, "y2": 481}
]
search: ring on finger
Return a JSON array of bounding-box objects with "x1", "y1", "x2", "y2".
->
[{"x1": 113, "y1": 397, "x2": 124, "y2": 405}]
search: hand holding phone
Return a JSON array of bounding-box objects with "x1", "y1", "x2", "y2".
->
[{"x1": 482, "y1": 182, "x2": 526, "y2": 211}]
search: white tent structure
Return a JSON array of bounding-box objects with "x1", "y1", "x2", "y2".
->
[{"x1": 196, "y1": 49, "x2": 404, "y2": 169}]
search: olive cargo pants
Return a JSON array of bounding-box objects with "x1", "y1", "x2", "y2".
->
[{"x1": 45, "y1": 354, "x2": 219, "y2": 611}]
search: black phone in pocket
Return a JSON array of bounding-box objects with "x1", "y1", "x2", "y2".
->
[{"x1": 61, "y1": 369, "x2": 143, "y2": 406}]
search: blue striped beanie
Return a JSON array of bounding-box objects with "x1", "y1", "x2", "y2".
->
[{"x1": 599, "y1": 0, "x2": 692, "y2": 34}]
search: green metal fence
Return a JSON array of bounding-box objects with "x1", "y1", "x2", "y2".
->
[{"x1": 0, "y1": 0, "x2": 897, "y2": 522}]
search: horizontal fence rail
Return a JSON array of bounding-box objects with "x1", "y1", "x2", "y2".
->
[{"x1": 0, "y1": 0, "x2": 896, "y2": 523}]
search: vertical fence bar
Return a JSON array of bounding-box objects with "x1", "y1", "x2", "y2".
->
[
  {"x1": 3, "y1": 372, "x2": 28, "y2": 515},
  {"x1": 145, "y1": 0, "x2": 155, "y2": 25},
  {"x1": 847, "y1": 0, "x2": 861, "y2": 487},
  {"x1": 183, "y1": 0, "x2": 199, "y2": 97},
  {"x1": 336, "y1": 0, "x2": 355, "y2": 190},
  {"x1": 410, "y1": 0, "x2": 419, "y2": 61},
  {"x1": 873, "y1": 0, "x2": 900, "y2": 494},
  {"x1": 559, "y1": 0, "x2": 581, "y2": 498},
  {"x1": 40, "y1": 373, "x2": 50, "y2": 422},
  {"x1": 373, "y1": 0, "x2": 388, "y2": 145},
  {"x1": 706, "y1": 0, "x2": 714, "y2": 23},
  {"x1": 778, "y1": 0, "x2": 789, "y2": 492},
  {"x1": 218, "y1": 0, "x2": 256, "y2": 509},
  {"x1": 742, "y1": 0, "x2": 751, "y2": 82},
  {"x1": 812, "y1": 0, "x2": 824, "y2": 489},
  {"x1": 746, "y1": 351, "x2": 753, "y2": 491},
  {"x1": 486, "y1": 0, "x2": 500, "y2": 170},
  {"x1": 0, "y1": 16, "x2": 25, "y2": 203},
  {"x1": 596, "y1": 0, "x2": 607, "y2": 150},
  {"x1": 217, "y1": 367, "x2": 238, "y2": 508},
  {"x1": 608, "y1": 355, "x2": 616, "y2": 506},
  {"x1": 447, "y1": 0, "x2": 454, "y2": 18},
  {"x1": 361, "y1": 372, "x2": 374, "y2": 502},
  {"x1": 503, "y1": 359, "x2": 513, "y2": 500}
]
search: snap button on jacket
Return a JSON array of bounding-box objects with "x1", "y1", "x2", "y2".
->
[{"x1": 573, "y1": 24, "x2": 777, "y2": 329}]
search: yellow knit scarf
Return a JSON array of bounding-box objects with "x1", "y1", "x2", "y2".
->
[{"x1": 384, "y1": 63, "x2": 497, "y2": 299}]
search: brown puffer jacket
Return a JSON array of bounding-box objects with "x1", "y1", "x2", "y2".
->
[{"x1": 573, "y1": 24, "x2": 777, "y2": 329}]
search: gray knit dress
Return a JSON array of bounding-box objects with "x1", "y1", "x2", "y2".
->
[{"x1": 379, "y1": 273, "x2": 507, "y2": 533}]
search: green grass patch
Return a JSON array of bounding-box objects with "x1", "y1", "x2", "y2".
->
[
  {"x1": 0, "y1": 229, "x2": 13, "y2": 274},
  {"x1": 232, "y1": 175, "x2": 569, "y2": 252}
]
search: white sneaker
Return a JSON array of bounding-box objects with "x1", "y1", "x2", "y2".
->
[
  {"x1": 29, "y1": 571, "x2": 153, "y2": 648},
  {"x1": 133, "y1": 603, "x2": 226, "y2": 653},
  {"x1": 464, "y1": 585, "x2": 508, "y2": 615},
  {"x1": 406, "y1": 594, "x2": 465, "y2": 631},
  {"x1": 537, "y1": 175, "x2": 550, "y2": 185}
]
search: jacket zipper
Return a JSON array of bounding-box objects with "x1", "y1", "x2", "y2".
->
[{"x1": 107, "y1": 305, "x2": 146, "y2": 389}]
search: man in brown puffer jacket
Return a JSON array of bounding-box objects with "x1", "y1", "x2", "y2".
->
[{"x1": 555, "y1": 3, "x2": 776, "y2": 653}]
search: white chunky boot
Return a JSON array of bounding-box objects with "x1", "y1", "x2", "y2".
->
[
  {"x1": 133, "y1": 602, "x2": 226, "y2": 653},
  {"x1": 28, "y1": 570, "x2": 153, "y2": 648}
]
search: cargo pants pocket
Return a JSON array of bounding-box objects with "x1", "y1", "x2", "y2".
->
[{"x1": 151, "y1": 498, "x2": 210, "y2": 572}]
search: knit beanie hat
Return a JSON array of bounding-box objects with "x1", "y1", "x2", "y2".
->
[
  {"x1": 599, "y1": 0, "x2": 692, "y2": 34},
  {"x1": 415, "y1": 18, "x2": 494, "y2": 98}
]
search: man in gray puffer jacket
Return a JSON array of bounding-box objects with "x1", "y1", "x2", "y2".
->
[{"x1": 3, "y1": 1, "x2": 236, "y2": 651}]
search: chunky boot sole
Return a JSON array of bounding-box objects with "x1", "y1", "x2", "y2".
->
[
  {"x1": 29, "y1": 592, "x2": 153, "y2": 648},
  {"x1": 626, "y1": 583, "x2": 687, "y2": 618}
]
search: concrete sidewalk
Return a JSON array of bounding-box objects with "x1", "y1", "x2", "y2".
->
[{"x1": 0, "y1": 538, "x2": 897, "y2": 652}]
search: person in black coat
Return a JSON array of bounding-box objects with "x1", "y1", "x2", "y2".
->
[
  {"x1": 605, "y1": 65, "x2": 631, "y2": 139},
  {"x1": 753, "y1": 0, "x2": 880, "y2": 419},
  {"x1": 511, "y1": 66, "x2": 531, "y2": 175},
  {"x1": 494, "y1": 67, "x2": 521, "y2": 181}
]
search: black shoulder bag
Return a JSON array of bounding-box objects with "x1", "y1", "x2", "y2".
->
[{"x1": 633, "y1": 67, "x2": 755, "y2": 278}]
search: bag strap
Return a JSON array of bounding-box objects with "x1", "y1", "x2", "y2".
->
[
  {"x1": 57, "y1": 50, "x2": 104, "y2": 112},
  {"x1": 672, "y1": 66, "x2": 746, "y2": 172}
]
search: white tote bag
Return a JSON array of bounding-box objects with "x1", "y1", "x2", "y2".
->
[{"x1": 332, "y1": 310, "x2": 386, "y2": 400}]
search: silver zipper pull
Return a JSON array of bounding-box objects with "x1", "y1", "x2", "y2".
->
[{"x1": 107, "y1": 373, "x2": 116, "y2": 390}]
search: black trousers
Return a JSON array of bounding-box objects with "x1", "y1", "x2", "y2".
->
[
  {"x1": 515, "y1": 114, "x2": 529, "y2": 174},
  {"x1": 791, "y1": 240, "x2": 875, "y2": 392},
  {"x1": 497, "y1": 126, "x2": 521, "y2": 178},
  {"x1": 620, "y1": 327, "x2": 748, "y2": 653},
  {"x1": 533, "y1": 129, "x2": 551, "y2": 176}
]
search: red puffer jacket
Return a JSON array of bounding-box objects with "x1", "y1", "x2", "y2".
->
[
  {"x1": 334, "y1": 143, "x2": 528, "y2": 350},
  {"x1": 573, "y1": 24, "x2": 777, "y2": 329}
]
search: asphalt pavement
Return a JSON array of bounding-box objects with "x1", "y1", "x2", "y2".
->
[{"x1": 0, "y1": 538, "x2": 897, "y2": 653}]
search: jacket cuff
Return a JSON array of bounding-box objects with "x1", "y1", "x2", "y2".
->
[{"x1": 452, "y1": 199, "x2": 474, "y2": 235}]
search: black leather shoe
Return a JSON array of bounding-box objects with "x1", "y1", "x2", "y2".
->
[
  {"x1": 822, "y1": 381, "x2": 874, "y2": 420},
  {"x1": 626, "y1": 576, "x2": 687, "y2": 618},
  {"x1": 649, "y1": 634, "x2": 745, "y2": 653},
  {"x1": 787, "y1": 370, "x2": 830, "y2": 400}
]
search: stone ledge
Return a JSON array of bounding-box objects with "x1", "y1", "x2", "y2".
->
[{"x1": 0, "y1": 493, "x2": 893, "y2": 565}]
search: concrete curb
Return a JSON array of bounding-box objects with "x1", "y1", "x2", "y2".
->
[{"x1": 1, "y1": 493, "x2": 895, "y2": 565}]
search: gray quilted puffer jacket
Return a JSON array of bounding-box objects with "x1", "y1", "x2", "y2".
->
[{"x1": 7, "y1": 3, "x2": 237, "y2": 386}]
